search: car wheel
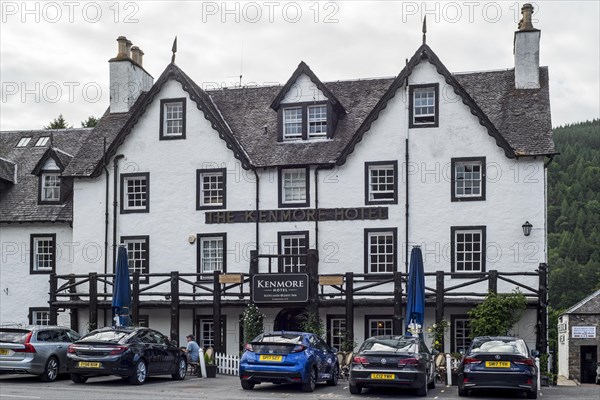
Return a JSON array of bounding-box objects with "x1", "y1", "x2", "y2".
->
[
  {"x1": 349, "y1": 383, "x2": 362, "y2": 394},
  {"x1": 416, "y1": 376, "x2": 428, "y2": 396},
  {"x1": 302, "y1": 367, "x2": 317, "y2": 392},
  {"x1": 70, "y1": 373, "x2": 88, "y2": 384},
  {"x1": 428, "y1": 372, "x2": 436, "y2": 389},
  {"x1": 40, "y1": 357, "x2": 59, "y2": 382},
  {"x1": 241, "y1": 380, "x2": 255, "y2": 390},
  {"x1": 458, "y1": 385, "x2": 469, "y2": 397},
  {"x1": 128, "y1": 359, "x2": 148, "y2": 385},
  {"x1": 172, "y1": 357, "x2": 187, "y2": 380},
  {"x1": 327, "y1": 365, "x2": 339, "y2": 386},
  {"x1": 526, "y1": 390, "x2": 538, "y2": 399}
]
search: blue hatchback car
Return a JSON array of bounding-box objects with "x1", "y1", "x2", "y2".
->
[{"x1": 239, "y1": 331, "x2": 339, "y2": 392}]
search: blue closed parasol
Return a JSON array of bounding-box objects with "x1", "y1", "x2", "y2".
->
[
  {"x1": 405, "y1": 246, "x2": 425, "y2": 335},
  {"x1": 112, "y1": 245, "x2": 131, "y2": 326}
]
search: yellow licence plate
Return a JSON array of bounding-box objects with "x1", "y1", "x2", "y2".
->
[
  {"x1": 78, "y1": 361, "x2": 101, "y2": 368},
  {"x1": 485, "y1": 361, "x2": 510, "y2": 368},
  {"x1": 0, "y1": 349, "x2": 10, "y2": 356},
  {"x1": 371, "y1": 373, "x2": 395, "y2": 380},
  {"x1": 259, "y1": 355, "x2": 283, "y2": 362}
]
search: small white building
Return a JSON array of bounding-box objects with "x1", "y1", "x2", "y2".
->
[{"x1": 1, "y1": 4, "x2": 554, "y2": 355}]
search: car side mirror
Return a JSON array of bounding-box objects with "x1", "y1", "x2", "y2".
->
[
  {"x1": 531, "y1": 350, "x2": 540, "y2": 358},
  {"x1": 459, "y1": 349, "x2": 465, "y2": 355}
]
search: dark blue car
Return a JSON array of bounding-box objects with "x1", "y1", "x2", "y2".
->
[{"x1": 239, "y1": 331, "x2": 339, "y2": 392}]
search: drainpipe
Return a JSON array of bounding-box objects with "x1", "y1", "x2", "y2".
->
[
  {"x1": 314, "y1": 167, "x2": 320, "y2": 250},
  {"x1": 404, "y1": 60, "x2": 410, "y2": 273},
  {"x1": 253, "y1": 169, "x2": 260, "y2": 253},
  {"x1": 112, "y1": 155, "x2": 125, "y2": 272},
  {"x1": 103, "y1": 139, "x2": 110, "y2": 327}
]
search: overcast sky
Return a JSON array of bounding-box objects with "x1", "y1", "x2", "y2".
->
[{"x1": 1, "y1": 1, "x2": 599, "y2": 131}]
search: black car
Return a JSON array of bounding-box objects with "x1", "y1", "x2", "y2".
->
[
  {"x1": 349, "y1": 335, "x2": 435, "y2": 396},
  {"x1": 457, "y1": 336, "x2": 538, "y2": 399},
  {"x1": 66, "y1": 327, "x2": 187, "y2": 384}
]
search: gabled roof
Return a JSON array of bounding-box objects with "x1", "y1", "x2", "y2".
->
[
  {"x1": 338, "y1": 44, "x2": 521, "y2": 164},
  {"x1": 270, "y1": 61, "x2": 347, "y2": 115},
  {"x1": 68, "y1": 62, "x2": 253, "y2": 178},
  {"x1": 562, "y1": 290, "x2": 600, "y2": 315},
  {"x1": 0, "y1": 129, "x2": 92, "y2": 223},
  {"x1": 31, "y1": 147, "x2": 73, "y2": 175}
]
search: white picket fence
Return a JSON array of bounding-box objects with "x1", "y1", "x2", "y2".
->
[{"x1": 215, "y1": 352, "x2": 240, "y2": 376}]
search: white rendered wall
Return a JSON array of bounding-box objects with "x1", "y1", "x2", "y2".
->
[
  {"x1": 0, "y1": 223, "x2": 72, "y2": 326},
  {"x1": 281, "y1": 74, "x2": 326, "y2": 104}
]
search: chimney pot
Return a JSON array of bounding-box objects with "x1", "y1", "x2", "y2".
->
[
  {"x1": 116, "y1": 36, "x2": 128, "y2": 59},
  {"x1": 125, "y1": 39, "x2": 133, "y2": 59},
  {"x1": 131, "y1": 46, "x2": 141, "y2": 65},
  {"x1": 518, "y1": 3, "x2": 535, "y2": 31}
]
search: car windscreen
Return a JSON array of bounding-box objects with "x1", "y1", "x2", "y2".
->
[
  {"x1": 360, "y1": 338, "x2": 418, "y2": 353},
  {"x1": 78, "y1": 330, "x2": 131, "y2": 343},
  {"x1": 0, "y1": 329, "x2": 30, "y2": 343},
  {"x1": 470, "y1": 339, "x2": 528, "y2": 355}
]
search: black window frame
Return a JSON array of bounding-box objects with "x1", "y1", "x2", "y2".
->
[
  {"x1": 278, "y1": 166, "x2": 310, "y2": 208},
  {"x1": 277, "y1": 231, "x2": 309, "y2": 273},
  {"x1": 196, "y1": 168, "x2": 227, "y2": 210},
  {"x1": 364, "y1": 228, "x2": 398, "y2": 274},
  {"x1": 451, "y1": 157, "x2": 486, "y2": 202},
  {"x1": 120, "y1": 235, "x2": 150, "y2": 283},
  {"x1": 364, "y1": 160, "x2": 399, "y2": 205},
  {"x1": 364, "y1": 315, "x2": 394, "y2": 340},
  {"x1": 409, "y1": 83, "x2": 439, "y2": 128},
  {"x1": 195, "y1": 315, "x2": 226, "y2": 349},
  {"x1": 30, "y1": 233, "x2": 56, "y2": 274},
  {"x1": 450, "y1": 226, "x2": 486, "y2": 277},
  {"x1": 38, "y1": 171, "x2": 62, "y2": 205},
  {"x1": 326, "y1": 314, "x2": 346, "y2": 350},
  {"x1": 120, "y1": 172, "x2": 150, "y2": 214},
  {"x1": 196, "y1": 233, "x2": 227, "y2": 274},
  {"x1": 28, "y1": 307, "x2": 50, "y2": 325},
  {"x1": 277, "y1": 101, "x2": 333, "y2": 142},
  {"x1": 159, "y1": 98, "x2": 187, "y2": 140},
  {"x1": 451, "y1": 314, "x2": 472, "y2": 353}
]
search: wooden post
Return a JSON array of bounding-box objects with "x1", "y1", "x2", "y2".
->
[
  {"x1": 69, "y1": 274, "x2": 78, "y2": 331},
  {"x1": 48, "y1": 273, "x2": 58, "y2": 325},
  {"x1": 132, "y1": 271, "x2": 140, "y2": 326},
  {"x1": 537, "y1": 263, "x2": 548, "y2": 352},
  {"x1": 488, "y1": 270, "x2": 498, "y2": 293},
  {"x1": 393, "y1": 272, "x2": 403, "y2": 335},
  {"x1": 307, "y1": 249, "x2": 319, "y2": 315},
  {"x1": 89, "y1": 272, "x2": 98, "y2": 330},
  {"x1": 170, "y1": 271, "x2": 179, "y2": 345},
  {"x1": 213, "y1": 270, "x2": 222, "y2": 353},
  {"x1": 345, "y1": 272, "x2": 354, "y2": 347},
  {"x1": 435, "y1": 271, "x2": 445, "y2": 352},
  {"x1": 249, "y1": 250, "x2": 258, "y2": 302}
]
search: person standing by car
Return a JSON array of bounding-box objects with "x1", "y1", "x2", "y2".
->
[{"x1": 185, "y1": 334, "x2": 200, "y2": 363}]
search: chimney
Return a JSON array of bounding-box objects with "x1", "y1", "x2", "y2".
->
[
  {"x1": 514, "y1": 3, "x2": 541, "y2": 89},
  {"x1": 109, "y1": 36, "x2": 154, "y2": 113}
]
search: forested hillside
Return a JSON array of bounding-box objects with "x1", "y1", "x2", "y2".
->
[{"x1": 547, "y1": 119, "x2": 600, "y2": 313}]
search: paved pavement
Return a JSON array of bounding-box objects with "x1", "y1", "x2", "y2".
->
[{"x1": 0, "y1": 374, "x2": 599, "y2": 399}]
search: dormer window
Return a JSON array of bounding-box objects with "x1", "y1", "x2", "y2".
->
[
  {"x1": 40, "y1": 172, "x2": 61, "y2": 203},
  {"x1": 160, "y1": 98, "x2": 186, "y2": 140},
  {"x1": 409, "y1": 83, "x2": 439, "y2": 128},
  {"x1": 279, "y1": 102, "x2": 331, "y2": 142}
]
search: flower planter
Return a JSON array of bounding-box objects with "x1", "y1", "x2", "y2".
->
[{"x1": 204, "y1": 364, "x2": 217, "y2": 378}]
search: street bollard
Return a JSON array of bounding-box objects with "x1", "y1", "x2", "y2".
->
[
  {"x1": 535, "y1": 357, "x2": 541, "y2": 391},
  {"x1": 446, "y1": 353, "x2": 452, "y2": 386},
  {"x1": 199, "y1": 348, "x2": 207, "y2": 378}
]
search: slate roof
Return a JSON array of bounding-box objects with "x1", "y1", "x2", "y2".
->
[
  {"x1": 0, "y1": 158, "x2": 16, "y2": 183},
  {"x1": 0, "y1": 129, "x2": 92, "y2": 223},
  {"x1": 562, "y1": 290, "x2": 600, "y2": 315}
]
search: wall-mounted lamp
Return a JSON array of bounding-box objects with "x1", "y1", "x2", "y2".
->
[{"x1": 522, "y1": 221, "x2": 532, "y2": 237}]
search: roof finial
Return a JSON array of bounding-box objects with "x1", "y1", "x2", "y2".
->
[
  {"x1": 171, "y1": 36, "x2": 177, "y2": 64},
  {"x1": 422, "y1": 15, "x2": 427, "y2": 44}
]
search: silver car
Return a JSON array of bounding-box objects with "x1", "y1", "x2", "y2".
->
[{"x1": 0, "y1": 325, "x2": 80, "y2": 381}]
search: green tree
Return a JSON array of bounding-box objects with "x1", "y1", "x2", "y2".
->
[
  {"x1": 297, "y1": 311, "x2": 324, "y2": 337},
  {"x1": 468, "y1": 290, "x2": 527, "y2": 337},
  {"x1": 81, "y1": 116, "x2": 99, "y2": 127},
  {"x1": 45, "y1": 114, "x2": 71, "y2": 129},
  {"x1": 242, "y1": 304, "x2": 265, "y2": 345}
]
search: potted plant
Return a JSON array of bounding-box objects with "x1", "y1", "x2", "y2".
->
[{"x1": 204, "y1": 351, "x2": 217, "y2": 378}]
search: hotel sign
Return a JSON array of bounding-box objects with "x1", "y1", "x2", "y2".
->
[
  {"x1": 252, "y1": 274, "x2": 309, "y2": 304},
  {"x1": 206, "y1": 207, "x2": 388, "y2": 224}
]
